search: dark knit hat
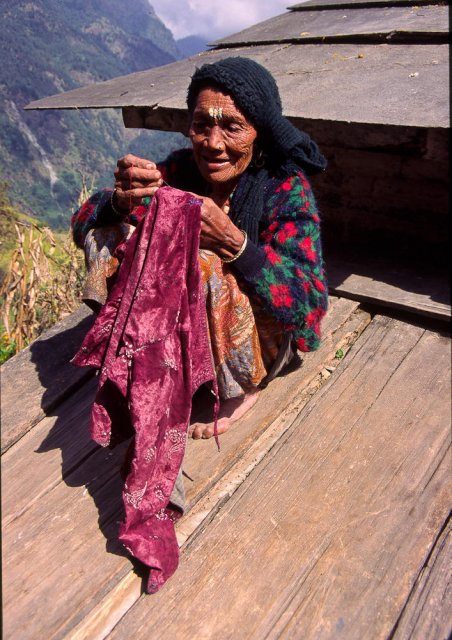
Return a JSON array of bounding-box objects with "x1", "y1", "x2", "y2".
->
[{"x1": 186, "y1": 57, "x2": 327, "y2": 242}]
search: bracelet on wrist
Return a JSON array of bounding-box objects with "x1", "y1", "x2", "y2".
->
[
  {"x1": 110, "y1": 189, "x2": 130, "y2": 218},
  {"x1": 221, "y1": 231, "x2": 248, "y2": 264}
]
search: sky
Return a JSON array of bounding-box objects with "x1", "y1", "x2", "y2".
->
[{"x1": 152, "y1": 0, "x2": 295, "y2": 41}]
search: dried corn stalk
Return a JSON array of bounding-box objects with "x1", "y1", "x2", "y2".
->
[{"x1": 0, "y1": 222, "x2": 84, "y2": 353}]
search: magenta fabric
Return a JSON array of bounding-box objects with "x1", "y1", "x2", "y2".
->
[{"x1": 72, "y1": 187, "x2": 216, "y2": 593}]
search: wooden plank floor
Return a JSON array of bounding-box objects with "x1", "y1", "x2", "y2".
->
[
  {"x1": 1, "y1": 297, "x2": 362, "y2": 638},
  {"x1": 108, "y1": 317, "x2": 451, "y2": 640},
  {"x1": 1, "y1": 298, "x2": 450, "y2": 640}
]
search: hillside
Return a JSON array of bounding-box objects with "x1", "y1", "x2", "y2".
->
[
  {"x1": 176, "y1": 36, "x2": 208, "y2": 58},
  {"x1": 0, "y1": 0, "x2": 188, "y2": 229}
]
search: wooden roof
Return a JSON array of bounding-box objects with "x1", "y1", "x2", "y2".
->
[{"x1": 25, "y1": 0, "x2": 449, "y2": 131}]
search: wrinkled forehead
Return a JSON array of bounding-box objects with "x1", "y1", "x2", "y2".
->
[{"x1": 192, "y1": 86, "x2": 249, "y2": 121}]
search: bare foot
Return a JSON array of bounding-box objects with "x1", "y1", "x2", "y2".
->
[{"x1": 190, "y1": 390, "x2": 260, "y2": 439}]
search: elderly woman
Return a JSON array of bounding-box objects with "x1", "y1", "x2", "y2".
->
[
  {"x1": 71, "y1": 57, "x2": 327, "y2": 592},
  {"x1": 73, "y1": 57, "x2": 328, "y2": 436}
]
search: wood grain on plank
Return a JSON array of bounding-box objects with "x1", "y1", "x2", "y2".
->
[
  {"x1": 0, "y1": 305, "x2": 95, "y2": 453},
  {"x1": 391, "y1": 517, "x2": 452, "y2": 640},
  {"x1": 107, "y1": 318, "x2": 451, "y2": 640}
]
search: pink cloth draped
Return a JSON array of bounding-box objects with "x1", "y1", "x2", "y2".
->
[{"x1": 72, "y1": 187, "x2": 216, "y2": 593}]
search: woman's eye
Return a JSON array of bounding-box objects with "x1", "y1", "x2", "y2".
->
[{"x1": 225, "y1": 123, "x2": 241, "y2": 133}]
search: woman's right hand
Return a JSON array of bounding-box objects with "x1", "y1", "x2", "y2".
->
[{"x1": 113, "y1": 154, "x2": 163, "y2": 211}]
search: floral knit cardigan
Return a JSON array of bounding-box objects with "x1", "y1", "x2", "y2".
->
[{"x1": 72, "y1": 149, "x2": 328, "y2": 351}]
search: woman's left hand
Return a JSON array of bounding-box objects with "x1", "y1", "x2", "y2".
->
[{"x1": 194, "y1": 195, "x2": 245, "y2": 259}]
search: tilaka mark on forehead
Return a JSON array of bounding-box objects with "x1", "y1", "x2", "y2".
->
[{"x1": 208, "y1": 107, "x2": 223, "y2": 120}]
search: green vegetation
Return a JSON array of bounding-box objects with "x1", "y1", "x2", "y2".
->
[
  {"x1": 0, "y1": 183, "x2": 85, "y2": 362},
  {"x1": 0, "y1": 0, "x2": 187, "y2": 230},
  {"x1": 0, "y1": 181, "x2": 41, "y2": 279},
  {"x1": 0, "y1": 334, "x2": 17, "y2": 365}
]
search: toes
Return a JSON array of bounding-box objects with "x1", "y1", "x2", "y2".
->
[
  {"x1": 190, "y1": 417, "x2": 231, "y2": 440},
  {"x1": 203, "y1": 418, "x2": 230, "y2": 438},
  {"x1": 201, "y1": 425, "x2": 214, "y2": 439},
  {"x1": 190, "y1": 424, "x2": 204, "y2": 439}
]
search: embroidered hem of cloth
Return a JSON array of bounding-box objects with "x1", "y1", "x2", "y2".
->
[{"x1": 72, "y1": 187, "x2": 216, "y2": 593}]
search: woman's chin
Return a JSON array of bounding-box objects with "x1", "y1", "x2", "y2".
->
[
  {"x1": 202, "y1": 171, "x2": 244, "y2": 193},
  {"x1": 197, "y1": 156, "x2": 252, "y2": 187},
  {"x1": 200, "y1": 165, "x2": 233, "y2": 183}
]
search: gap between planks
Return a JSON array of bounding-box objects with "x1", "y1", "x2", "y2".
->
[{"x1": 389, "y1": 514, "x2": 452, "y2": 640}]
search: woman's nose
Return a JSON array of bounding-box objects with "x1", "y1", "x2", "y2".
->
[{"x1": 205, "y1": 125, "x2": 225, "y2": 150}]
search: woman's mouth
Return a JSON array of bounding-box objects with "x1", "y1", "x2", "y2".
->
[{"x1": 201, "y1": 155, "x2": 230, "y2": 170}]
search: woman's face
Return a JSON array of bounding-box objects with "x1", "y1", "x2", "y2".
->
[{"x1": 189, "y1": 87, "x2": 258, "y2": 189}]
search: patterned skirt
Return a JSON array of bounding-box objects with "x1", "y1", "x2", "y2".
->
[{"x1": 83, "y1": 227, "x2": 288, "y2": 400}]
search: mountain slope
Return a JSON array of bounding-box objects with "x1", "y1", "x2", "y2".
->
[
  {"x1": 1, "y1": 0, "x2": 187, "y2": 228},
  {"x1": 177, "y1": 36, "x2": 208, "y2": 58}
]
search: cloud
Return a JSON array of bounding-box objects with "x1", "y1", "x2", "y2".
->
[{"x1": 151, "y1": 0, "x2": 292, "y2": 41}]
